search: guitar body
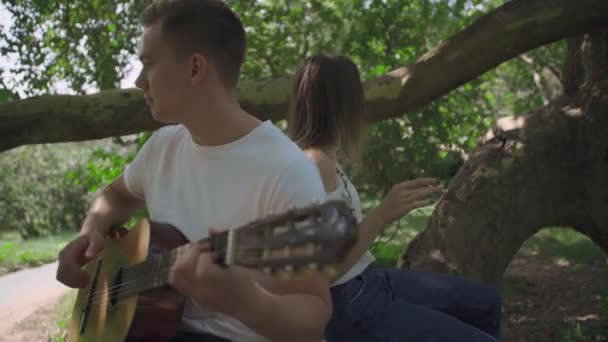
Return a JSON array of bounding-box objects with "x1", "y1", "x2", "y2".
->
[
  {"x1": 67, "y1": 220, "x2": 188, "y2": 342},
  {"x1": 65, "y1": 200, "x2": 358, "y2": 342}
]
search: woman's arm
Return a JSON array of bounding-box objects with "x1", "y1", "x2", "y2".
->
[
  {"x1": 333, "y1": 179, "x2": 442, "y2": 277},
  {"x1": 306, "y1": 151, "x2": 443, "y2": 279}
]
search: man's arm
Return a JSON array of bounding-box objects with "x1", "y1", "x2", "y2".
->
[
  {"x1": 172, "y1": 240, "x2": 332, "y2": 342},
  {"x1": 235, "y1": 272, "x2": 332, "y2": 342},
  {"x1": 56, "y1": 175, "x2": 145, "y2": 288},
  {"x1": 79, "y1": 132, "x2": 152, "y2": 250},
  {"x1": 81, "y1": 175, "x2": 145, "y2": 235},
  {"x1": 171, "y1": 155, "x2": 333, "y2": 341},
  {"x1": 57, "y1": 130, "x2": 153, "y2": 289},
  {"x1": 240, "y1": 155, "x2": 333, "y2": 341}
]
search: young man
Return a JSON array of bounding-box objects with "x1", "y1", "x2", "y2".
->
[{"x1": 55, "y1": 0, "x2": 332, "y2": 341}]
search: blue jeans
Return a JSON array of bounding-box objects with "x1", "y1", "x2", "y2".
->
[{"x1": 326, "y1": 265, "x2": 502, "y2": 341}]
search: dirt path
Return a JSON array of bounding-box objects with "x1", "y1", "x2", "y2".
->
[{"x1": 0, "y1": 262, "x2": 70, "y2": 342}]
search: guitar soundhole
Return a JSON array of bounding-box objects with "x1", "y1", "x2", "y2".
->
[{"x1": 110, "y1": 267, "x2": 124, "y2": 306}]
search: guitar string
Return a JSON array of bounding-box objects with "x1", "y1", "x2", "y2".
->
[
  {"x1": 83, "y1": 236, "x2": 314, "y2": 303},
  {"x1": 81, "y1": 257, "x2": 179, "y2": 306},
  {"x1": 82, "y1": 246, "x2": 200, "y2": 304},
  {"x1": 81, "y1": 243, "x2": 319, "y2": 307},
  {"x1": 80, "y1": 212, "x2": 336, "y2": 308},
  {"x1": 81, "y1": 235, "x2": 224, "y2": 302},
  {"x1": 85, "y1": 249, "x2": 225, "y2": 300},
  {"x1": 83, "y1": 268, "x2": 178, "y2": 306},
  {"x1": 84, "y1": 256, "x2": 327, "y2": 308}
]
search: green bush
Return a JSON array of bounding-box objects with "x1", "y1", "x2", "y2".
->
[
  {"x1": 0, "y1": 144, "x2": 93, "y2": 239},
  {"x1": 0, "y1": 134, "x2": 149, "y2": 240}
]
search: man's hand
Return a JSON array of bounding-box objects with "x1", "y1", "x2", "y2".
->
[
  {"x1": 56, "y1": 229, "x2": 105, "y2": 288},
  {"x1": 56, "y1": 174, "x2": 144, "y2": 289},
  {"x1": 168, "y1": 240, "x2": 258, "y2": 317}
]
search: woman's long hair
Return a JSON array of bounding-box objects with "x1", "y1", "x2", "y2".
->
[{"x1": 288, "y1": 54, "x2": 365, "y2": 161}]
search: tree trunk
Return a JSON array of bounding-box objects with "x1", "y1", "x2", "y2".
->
[
  {"x1": 398, "y1": 30, "x2": 608, "y2": 286},
  {"x1": 1, "y1": 0, "x2": 607, "y2": 153}
]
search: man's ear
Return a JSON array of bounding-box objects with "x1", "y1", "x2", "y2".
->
[{"x1": 190, "y1": 53, "x2": 207, "y2": 84}]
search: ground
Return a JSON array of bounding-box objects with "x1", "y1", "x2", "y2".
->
[
  {"x1": 501, "y1": 255, "x2": 608, "y2": 342},
  {"x1": 1, "y1": 301, "x2": 64, "y2": 342},
  {"x1": 0, "y1": 254, "x2": 605, "y2": 342},
  {"x1": 1, "y1": 210, "x2": 606, "y2": 341}
]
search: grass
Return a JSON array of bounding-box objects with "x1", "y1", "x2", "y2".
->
[
  {"x1": 52, "y1": 290, "x2": 78, "y2": 342},
  {"x1": 0, "y1": 230, "x2": 74, "y2": 275},
  {"x1": 369, "y1": 205, "x2": 434, "y2": 266},
  {"x1": 559, "y1": 320, "x2": 607, "y2": 342},
  {"x1": 366, "y1": 205, "x2": 606, "y2": 268},
  {"x1": 519, "y1": 227, "x2": 606, "y2": 265},
  {"x1": 0, "y1": 203, "x2": 602, "y2": 341}
]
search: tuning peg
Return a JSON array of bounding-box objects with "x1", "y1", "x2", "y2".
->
[
  {"x1": 262, "y1": 248, "x2": 270, "y2": 261},
  {"x1": 299, "y1": 263, "x2": 318, "y2": 276},
  {"x1": 306, "y1": 243, "x2": 316, "y2": 255},
  {"x1": 321, "y1": 266, "x2": 337, "y2": 278},
  {"x1": 276, "y1": 266, "x2": 294, "y2": 280}
]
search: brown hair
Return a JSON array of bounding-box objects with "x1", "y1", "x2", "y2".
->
[
  {"x1": 141, "y1": 0, "x2": 246, "y2": 88},
  {"x1": 288, "y1": 54, "x2": 365, "y2": 161}
]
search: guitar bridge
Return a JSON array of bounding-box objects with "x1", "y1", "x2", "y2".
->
[{"x1": 110, "y1": 267, "x2": 124, "y2": 306}]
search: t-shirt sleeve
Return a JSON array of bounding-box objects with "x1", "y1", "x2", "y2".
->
[
  {"x1": 266, "y1": 155, "x2": 328, "y2": 213},
  {"x1": 123, "y1": 134, "x2": 156, "y2": 200}
]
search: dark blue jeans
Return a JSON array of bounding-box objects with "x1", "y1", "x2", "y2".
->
[{"x1": 326, "y1": 265, "x2": 502, "y2": 342}]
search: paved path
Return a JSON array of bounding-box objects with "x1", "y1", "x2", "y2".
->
[{"x1": 0, "y1": 262, "x2": 70, "y2": 339}]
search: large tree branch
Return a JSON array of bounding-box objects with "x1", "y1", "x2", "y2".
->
[
  {"x1": 1, "y1": 0, "x2": 607, "y2": 153},
  {"x1": 399, "y1": 29, "x2": 608, "y2": 285}
]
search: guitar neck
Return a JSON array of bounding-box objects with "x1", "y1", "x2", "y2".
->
[
  {"x1": 111, "y1": 199, "x2": 355, "y2": 298},
  {"x1": 117, "y1": 232, "x2": 229, "y2": 297}
]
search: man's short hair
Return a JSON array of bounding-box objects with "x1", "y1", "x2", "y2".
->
[{"x1": 142, "y1": 0, "x2": 246, "y2": 87}]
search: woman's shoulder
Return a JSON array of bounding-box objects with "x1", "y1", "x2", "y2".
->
[{"x1": 303, "y1": 148, "x2": 338, "y2": 192}]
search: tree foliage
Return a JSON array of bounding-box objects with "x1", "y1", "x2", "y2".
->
[{"x1": 0, "y1": 0, "x2": 566, "y2": 237}]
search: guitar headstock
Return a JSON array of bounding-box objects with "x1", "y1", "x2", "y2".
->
[{"x1": 212, "y1": 200, "x2": 357, "y2": 278}]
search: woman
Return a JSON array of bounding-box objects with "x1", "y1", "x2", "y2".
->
[{"x1": 288, "y1": 54, "x2": 502, "y2": 342}]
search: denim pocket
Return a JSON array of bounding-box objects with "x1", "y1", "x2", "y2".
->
[{"x1": 346, "y1": 275, "x2": 367, "y2": 304}]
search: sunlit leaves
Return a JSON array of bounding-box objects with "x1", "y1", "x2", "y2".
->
[{"x1": 0, "y1": 0, "x2": 564, "y2": 203}]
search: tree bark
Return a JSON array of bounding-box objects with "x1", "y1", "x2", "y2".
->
[
  {"x1": 399, "y1": 30, "x2": 608, "y2": 286},
  {"x1": 1, "y1": 0, "x2": 607, "y2": 153}
]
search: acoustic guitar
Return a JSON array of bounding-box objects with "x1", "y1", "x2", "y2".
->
[{"x1": 66, "y1": 200, "x2": 357, "y2": 342}]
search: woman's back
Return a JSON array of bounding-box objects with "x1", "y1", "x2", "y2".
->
[{"x1": 304, "y1": 148, "x2": 375, "y2": 286}]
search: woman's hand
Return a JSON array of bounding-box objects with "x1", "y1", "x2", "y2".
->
[{"x1": 376, "y1": 178, "x2": 444, "y2": 226}]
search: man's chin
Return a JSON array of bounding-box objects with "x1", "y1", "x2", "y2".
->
[{"x1": 150, "y1": 110, "x2": 172, "y2": 123}]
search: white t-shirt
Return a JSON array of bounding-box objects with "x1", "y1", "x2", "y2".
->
[
  {"x1": 327, "y1": 164, "x2": 375, "y2": 286},
  {"x1": 123, "y1": 121, "x2": 327, "y2": 341}
]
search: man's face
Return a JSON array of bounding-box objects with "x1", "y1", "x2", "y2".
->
[{"x1": 135, "y1": 23, "x2": 191, "y2": 123}]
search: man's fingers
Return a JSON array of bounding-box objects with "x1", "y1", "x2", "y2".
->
[
  {"x1": 196, "y1": 252, "x2": 218, "y2": 278},
  {"x1": 56, "y1": 235, "x2": 99, "y2": 288},
  {"x1": 170, "y1": 242, "x2": 214, "y2": 287},
  {"x1": 56, "y1": 255, "x2": 91, "y2": 288},
  {"x1": 84, "y1": 234, "x2": 105, "y2": 260},
  {"x1": 62, "y1": 236, "x2": 90, "y2": 263}
]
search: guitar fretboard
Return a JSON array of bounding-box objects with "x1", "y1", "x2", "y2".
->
[{"x1": 114, "y1": 232, "x2": 230, "y2": 298}]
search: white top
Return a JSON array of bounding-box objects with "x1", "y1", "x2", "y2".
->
[
  {"x1": 123, "y1": 121, "x2": 327, "y2": 341},
  {"x1": 327, "y1": 165, "x2": 375, "y2": 286}
]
